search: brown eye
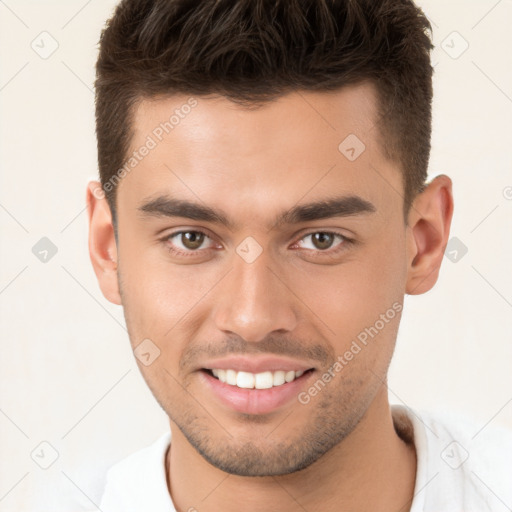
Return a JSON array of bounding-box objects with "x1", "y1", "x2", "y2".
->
[
  {"x1": 298, "y1": 232, "x2": 345, "y2": 251},
  {"x1": 292, "y1": 231, "x2": 354, "y2": 259},
  {"x1": 180, "y1": 231, "x2": 205, "y2": 250},
  {"x1": 164, "y1": 230, "x2": 215, "y2": 255},
  {"x1": 310, "y1": 232, "x2": 335, "y2": 250}
]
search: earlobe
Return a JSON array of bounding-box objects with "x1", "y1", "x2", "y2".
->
[
  {"x1": 405, "y1": 175, "x2": 454, "y2": 295},
  {"x1": 86, "y1": 180, "x2": 122, "y2": 305}
]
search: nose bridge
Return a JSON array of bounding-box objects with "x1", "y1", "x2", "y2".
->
[{"x1": 213, "y1": 247, "x2": 298, "y2": 342}]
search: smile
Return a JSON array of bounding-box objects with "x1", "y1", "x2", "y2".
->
[{"x1": 208, "y1": 369, "x2": 307, "y2": 389}]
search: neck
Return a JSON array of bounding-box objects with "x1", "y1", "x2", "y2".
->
[{"x1": 166, "y1": 387, "x2": 417, "y2": 512}]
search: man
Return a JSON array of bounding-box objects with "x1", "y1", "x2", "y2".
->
[{"x1": 86, "y1": 0, "x2": 512, "y2": 510}]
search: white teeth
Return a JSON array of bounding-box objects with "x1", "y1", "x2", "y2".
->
[
  {"x1": 273, "y1": 370, "x2": 285, "y2": 386},
  {"x1": 255, "y1": 371, "x2": 273, "y2": 389},
  {"x1": 226, "y1": 369, "x2": 237, "y2": 385},
  {"x1": 236, "y1": 371, "x2": 255, "y2": 389},
  {"x1": 285, "y1": 370, "x2": 296, "y2": 383},
  {"x1": 209, "y1": 368, "x2": 308, "y2": 389}
]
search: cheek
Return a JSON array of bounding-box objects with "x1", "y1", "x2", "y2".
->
[
  {"x1": 118, "y1": 245, "x2": 222, "y2": 353},
  {"x1": 288, "y1": 235, "x2": 406, "y2": 358}
]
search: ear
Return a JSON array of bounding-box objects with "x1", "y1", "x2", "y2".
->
[
  {"x1": 86, "y1": 180, "x2": 122, "y2": 305},
  {"x1": 405, "y1": 174, "x2": 454, "y2": 295}
]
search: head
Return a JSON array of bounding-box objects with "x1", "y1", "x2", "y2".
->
[{"x1": 87, "y1": 0, "x2": 453, "y2": 476}]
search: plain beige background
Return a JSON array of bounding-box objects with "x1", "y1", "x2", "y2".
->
[{"x1": 1, "y1": 0, "x2": 511, "y2": 510}]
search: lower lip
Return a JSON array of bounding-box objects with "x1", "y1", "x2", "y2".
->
[{"x1": 200, "y1": 370, "x2": 313, "y2": 415}]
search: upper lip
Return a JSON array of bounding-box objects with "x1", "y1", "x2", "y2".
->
[{"x1": 200, "y1": 356, "x2": 315, "y2": 374}]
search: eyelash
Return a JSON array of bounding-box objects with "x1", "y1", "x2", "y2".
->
[{"x1": 161, "y1": 229, "x2": 354, "y2": 259}]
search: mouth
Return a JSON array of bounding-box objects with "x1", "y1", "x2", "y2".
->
[
  {"x1": 199, "y1": 367, "x2": 316, "y2": 415},
  {"x1": 203, "y1": 368, "x2": 314, "y2": 389}
]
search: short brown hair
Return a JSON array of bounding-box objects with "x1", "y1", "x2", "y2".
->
[{"x1": 95, "y1": 0, "x2": 433, "y2": 226}]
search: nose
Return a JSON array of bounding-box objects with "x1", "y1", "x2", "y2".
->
[{"x1": 212, "y1": 248, "x2": 299, "y2": 343}]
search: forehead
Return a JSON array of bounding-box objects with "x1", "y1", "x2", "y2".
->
[
  {"x1": 131, "y1": 82, "x2": 379, "y2": 155},
  {"x1": 118, "y1": 83, "x2": 401, "y2": 224}
]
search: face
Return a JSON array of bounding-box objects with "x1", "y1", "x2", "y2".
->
[{"x1": 97, "y1": 83, "x2": 414, "y2": 476}]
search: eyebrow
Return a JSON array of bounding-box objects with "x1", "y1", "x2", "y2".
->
[{"x1": 137, "y1": 194, "x2": 376, "y2": 230}]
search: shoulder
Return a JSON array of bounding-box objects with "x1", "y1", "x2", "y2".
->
[
  {"x1": 99, "y1": 431, "x2": 173, "y2": 512},
  {"x1": 393, "y1": 405, "x2": 512, "y2": 512},
  {"x1": 418, "y1": 407, "x2": 512, "y2": 472}
]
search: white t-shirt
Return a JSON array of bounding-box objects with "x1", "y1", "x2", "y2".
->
[{"x1": 98, "y1": 405, "x2": 512, "y2": 511}]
